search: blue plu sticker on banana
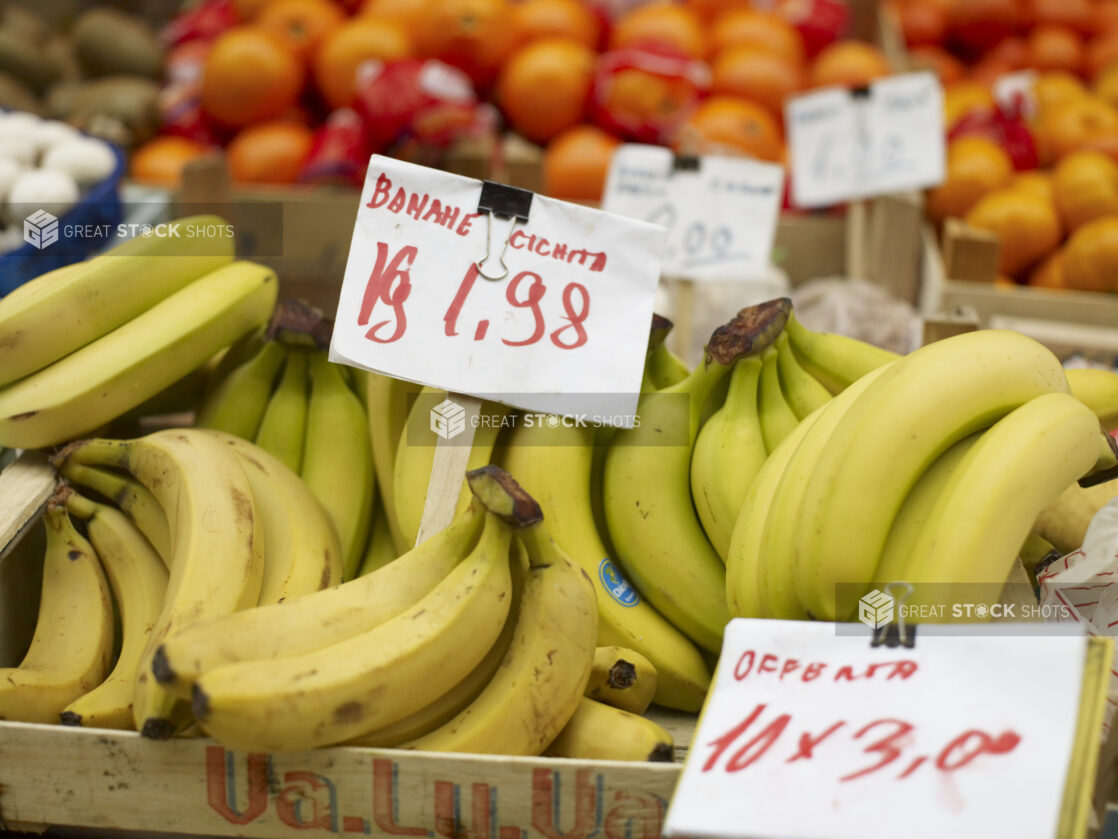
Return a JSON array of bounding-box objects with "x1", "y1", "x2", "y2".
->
[{"x1": 599, "y1": 558, "x2": 640, "y2": 607}]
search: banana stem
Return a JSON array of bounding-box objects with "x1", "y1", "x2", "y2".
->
[
  {"x1": 55, "y1": 438, "x2": 133, "y2": 471},
  {"x1": 1081, "y1": 430, "x2": 1118, "y2": 487},
  {"x1": 65, "y1": 490, "x2": 98, "y2": 520}
]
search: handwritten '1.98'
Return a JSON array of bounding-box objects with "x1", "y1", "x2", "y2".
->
[
  {"x1": 702, "y1": 703, "x2": 1021, "y2": 782},
  {"x1": 357, "y1": 241, "x2": 591, "y2": 350}
]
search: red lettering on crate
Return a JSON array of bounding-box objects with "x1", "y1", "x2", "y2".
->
[
  {"x1": 205, "y1": 747, "x2": 268, "y2": 825},
  {"x1": 602, "y1": 791, "x2": 665, "y2": 839},
  {"x1": 532, "y1": 768, "x2": 599, "y2": 839},
  {"x1": 372, "y1": 758, "x2": 426, "y2": 835},
  {"x1": 276, "y1": 771, "x2": 338, "y2": 831}
]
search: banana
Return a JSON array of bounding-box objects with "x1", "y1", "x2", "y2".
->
[
  {"x1": 1033, "y1": 477, "x2": 1118, "y2": 554},
  {"x1": 757, "y1": 365, "x2": 894, "y2": 619},
  {"x1": 358, "y1": 496, "x2": 398, "y2": 577},
  {"x1": 758, "y1": 347, "x2": 799, "y2": 453},
  {"x1": 690, "y1": 357, "x2": 766, "y2": 558},
  {"x1": 0, "y1": 215, "x2": 234, "y2": 388},
  {"x1": 544, "y1": 697, "x2": 674, "y2": 762},
  {"x1": 897, "y1": 392, "x2": 1116, "y2": 604},
  {"x1": 726, "y1": 409, "x2": 822, "y2": 619},
  {"x1": 500, "y1": 419, "x2": 711, "y2": 711},
  {"x1": 59, "y1": 428, "x2": 264, "y2": 738},
  {"x1": 1019, "y1": 532, "x2": 1062, "y2": 578},
  {"x1": 153, "y1": 502, "x2": 484, "y2": 695},
  {"x1": 394, "y1": 390, "x2": 508, "y2": 548},
  {"x1": 302, "y1": 350, "x2": 374, "y2": 581},
  {"x1": 793, "y1": 330, "x2": 1076, "y2": 621},
  {"x1": 56, "y1": 460, "x2": 171, "y2": 565},
  {"x1": 872, "y1": 433, "x2": 982, "y2": 588},
  {"x1": 404, "y1": 495, "x2": 597, "y2": 756},
  {"x1": 603, "y1": 300, "x2": 790, "y2": 652},
  {"x1": 253, "y1": 347, "x2": 310, "y2": 473},
  {"x1": 201, "y1": 430, "x2": 342, "y2": 606},
  {"x1": 0, "y1": 500, "x2": 114, "y2": 724},
  {"x1": 61, "y1": 492, "x2": 169, "y2": 730},
  {"x1": 195, "y1": 340, "x2": 287, "y2": 440},
  {"x1": 648, "y1": 343, "x2": 691, "y2": 390},
  {"x1": 783, "y1": 312, "x2": 899, "y2": 394},
  {"x1": 191, "y1": 473, "x2": 529, "y2": 752},
  {"x1": 775, "y1": 332, "x2": 832, "y2": 418},
  {"x1": 1067, "y1": 367, "x2": 1118, "y2": 430},
  {"x1": 0, "y1": 261, "x2": 278, "y2": 449},
  {"x1": 365, "y1": 372, "x2": 423, "y2": 555},
  {"x1": 584, "y1": 646, "x2": 658, "y2": 715},
  {"x1": 345, "y1": 537, "x2": 529, "y2": 748}
]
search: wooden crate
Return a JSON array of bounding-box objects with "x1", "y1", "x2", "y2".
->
[{"x1": 0, "y1": 453, "x2": 694, "y2": 839}]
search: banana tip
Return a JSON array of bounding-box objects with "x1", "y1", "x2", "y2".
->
[
  {"x1": 140, "y1": 718, "x2": 177, "y2": 741},
  {"x1": 607, "y1": 660, "x2": 638, "y2": 689},
  {"x1": 151, "y1": 646, "x2": 175, "y2": 686},
  {"x1": 59, "y1": 711, "x2": 81, "y2": 727},
  {"x1": 649, "y1": 743, "x2": 674, "y2": 762},
  {"x1": 192, "y1": 684, "x2": 210, "y2": 722},
  {"x1": 466, "y1": 465, "x2": 543, "y2": 528}
]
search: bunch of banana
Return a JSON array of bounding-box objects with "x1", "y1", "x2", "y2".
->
[
  {"x1": 195, "y1": 302, "x2": 375, "y2": 580},
  {"x1": 726, "y1": 328, "x2": 1118, "y2": 622},
  {"x1": 0, "y1": 218, "x2": 278, "y2": 449}
]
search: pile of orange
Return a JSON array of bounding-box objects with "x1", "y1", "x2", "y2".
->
[{"x1": 900, "y1": 0, "x2": 1118, "y2": 292}]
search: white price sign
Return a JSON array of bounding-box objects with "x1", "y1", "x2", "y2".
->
[
  {"x1": 329, "y1": 156, "x2": 665, "y2": 424},
  {"x1": 601, "y1": 144, "x2": 784, "y2": 282},
  {"x1": 664, "y1": 619, "x2": 1086, "y2": 839},
  {"x1": 786, "y1": 72, "x2": 946, "y2": 208}
]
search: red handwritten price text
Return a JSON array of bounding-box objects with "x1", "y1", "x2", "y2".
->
[
  {"x1": 702, "y1": 704, "x2": 1021, "y2": 782},
  {"x1": 359, "y1": 242, "x2": 591, "y2": 349},
  {"x1": 732, "y1": 650, "x2": 919, "y2": 684}
]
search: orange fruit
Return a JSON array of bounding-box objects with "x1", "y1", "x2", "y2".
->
[
  {"x1": 985, "y1": 35, "x2": 1029, "y2": 69},
  {"x1": 414, "y1": 0, "x2": 516, "y2": 86},
  {"x1": 907, "y1": 45, "x2": 965, "y2": 85},
  {"x1": 925, "y1": 136, "x2": 1014, "y2": 222},
  {"x1": 1095, "y1": 0, "x2": 1118, "y2": 34},
  {"x1": 360, "y1": 0, "x2": 428, "y2": 41},
  {"x1": 233, "y1": 0, "x2": 280, "y2": 19},
  {"x1": 1028, "y1": 249, "x2": 1066, "y2": 288},
  {"x1": 1030, "y1": 0, "x2": 1094, "y2": 34},
  {"x1": 609, "y1": 2, "x2": 706, "y2": 59},
  {"x1": 1095, "y1": 63, "x2": 1118, "y2": 110},
  {"x1": 1033, "y1": 71, "x2": 1088, "y2": 115},
  {"x1": 945, "y1": 0, "x2": 1023, "y2": 53},
  {"x1": 496, "y1": 38, "x2": 594, "y2": 144},
  {"x1": 964, "y1": 188, "x2": 1062, "y2": 276},
  {"x1": 597, "y1": 67, "x2": 703, "y2": 135},
  {"x1": 130, "y1": 137, "x2": 212, "y2": 186},
  {"x1": 807, "y1": 41, "x2": 891, "y2": 89},
  {"x1": 1025, "y1": 24, "x2": 1084, "y2": 76},
  {"x1": 1086, "y1": 32, "x2": 1118, "y2": 80},
  {"x1": 509, "y1": 0, "x2": 601, "y2": 50},
  {"x1": 675, "y1": 95, "x2": 783, "y2": 161},
  {"x1": 1010, "y1": 170, "x2": 1055, "y2": 203},
  {"x1": 257, "y1": 0, "x2": 344, "y2": 60},
  {"x1": 942, "y1": 81, "x2": 996, "y2": 129},
  {"x1": 227, "y1": 120, "x2": 314, "y2": 183},
  {"x1": 314, "y1": 16, "x2": 411, "y2": 109},
  {"x1": 201, "y1": 27, "x2": 305, "y2": 128},
  {"x1": 710, "y1": 45, "x2": 803, "y2": 118},
  {"x1": 1034, "y1": 95, "x2": 1118, "y2": 165},
  {"x1": 708, "y1": 8, "x2": 804, "y2": 65},
  {"x1": 543, "y1": 124, "x2": 620, "y2": 201},
  {"x1": 685, "y1": 0, "x2": 751, "y2": 22},
  {"x1": 1052, "y1": 150, "x2": 1118, "y2": 230},
  {"x1": 893, "y1": 1, "x2": 947, "y2": 47},
  {"x1": 1062, "y1": 215, "x2": 1118, "y2": 291}
]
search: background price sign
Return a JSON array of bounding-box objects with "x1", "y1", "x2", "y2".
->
[
  {"x1": 601, "y1": 144, "x2": 784, "y2": 282},
  {"x1": 664, "y1": 620, "x2": 1087, "y2": 839},
  {"x1": 786, "y1": 72, "x2": 945, "y2": 209},
  {"x1": 329, "y1": 155, "x2": 665, "y2": 424}
]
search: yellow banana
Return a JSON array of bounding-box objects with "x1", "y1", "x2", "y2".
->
[
  {"x1": 358, "y1": 495, "x2": 398, "y2": 577},
  {"x1": 784, "y1": 311, "x2": 899, "y2": 394},
  {"x1": 195, "y1": 340, "x2": 287, "y2": 440},
  {"x1": 1033, "y1": 477, "x2": 1118, "y2": 555},
  {"x1": 302, "y1": 350, "x2": 374, "y2": 581},
  {"x1": 1067, "y1": 367, "x2": 1118, "y2": 430},
  {"x1": 0, "y1": 500, "x2": 114, "y2": 723},
  {"x1": 584, "y1": 646, "x2": 658, "y2": 715},
  {"x1": 690, "y1": 356, "x2": 766, "y2": 558},
  {"x1": 544, "y1": 697, "x2": 674, "y2": 762},
  {"x1": 252, "y1": 346, "x2": 310, "y2": 473},
  {"x1": 61, "y1": 492, "x2": 169, "y2": 730},
  {"x1": 0, "y1": 261, "x2": 278, "y2": 449},
  {"x1": 758, "y1": 346, "x2": 799, "y2": 453},
  {"x1": 365, "y1": 372, "x2": 423, "y2": 555},
  {"x1": 0, "y1": 215, "x2": 234, "y2": 387},
  {"x1": 60, "y1": 428, "x2": 264, "y2": 738},
  {"x1": 775, "y1": 332, "x2": 832, "y2": 418}
]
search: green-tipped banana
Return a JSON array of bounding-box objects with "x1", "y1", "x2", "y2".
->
[
  {"x1": 690, "y1": 356, "x2": 766, "y2": 558},
  {"x1": 1067, "y1": 367, "x2": 1118, "y2": 430},
  {"x1": 784, "y1": 312, "x2": 899, "y2": 394},
  {"x1": 253, "y1": 347, "x2": 309, "y2": 473},
  {"x1": 648, "y1": 342, "x2": 691, "y2": 390},
  {"x1": 0, "y1": 216, "x2": 234, "y2": 388},
  {"x1": 0, "y1": 261, "x2": 278, "y2": 449},
  {"x1": 302, "y1": 351, "x2": 374, "y2": 581},
  {"x1": 758, "y1": 347, "x2": 799, "y2": 453},
  {"x1": 62, "y1": 492, "x2": 169, "y2": 730},
  {"x1": 775, "y1": 332, "x2": 832, "y2": 418},
  {"x1": 195, "y1": 340, "x2": 287, "y2": 440}
]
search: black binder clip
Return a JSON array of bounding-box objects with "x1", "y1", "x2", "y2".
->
[
  {"x1": 672, "y1": 154, "x2": 700, "y2": 173},
  {"x1": 849, "y1": 84, "x2": 872, "y2": 100},
  {"x1": 475, "y1": 180, "x2": 534, "y2": 281},
  {"x1": 870, "y1": 581, "x2": 917, "y2": 649}
]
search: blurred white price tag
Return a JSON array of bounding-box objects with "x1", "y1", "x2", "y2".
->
[
  {"x1": 601, "y1": 144, "x2": 784, "y2": 282},
  {"x1": 664, "y1": 619, "x2": 1086, "y2": 839},
  {"x1": 329, "y1": 155, "x2": 665, "y2": 423},
  {"x1": 786, "y1": 72, "x2": 946, "y2": 208},
  {"x1": 994, "y1": 70, "x2": 1038, "y2": 119}
]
